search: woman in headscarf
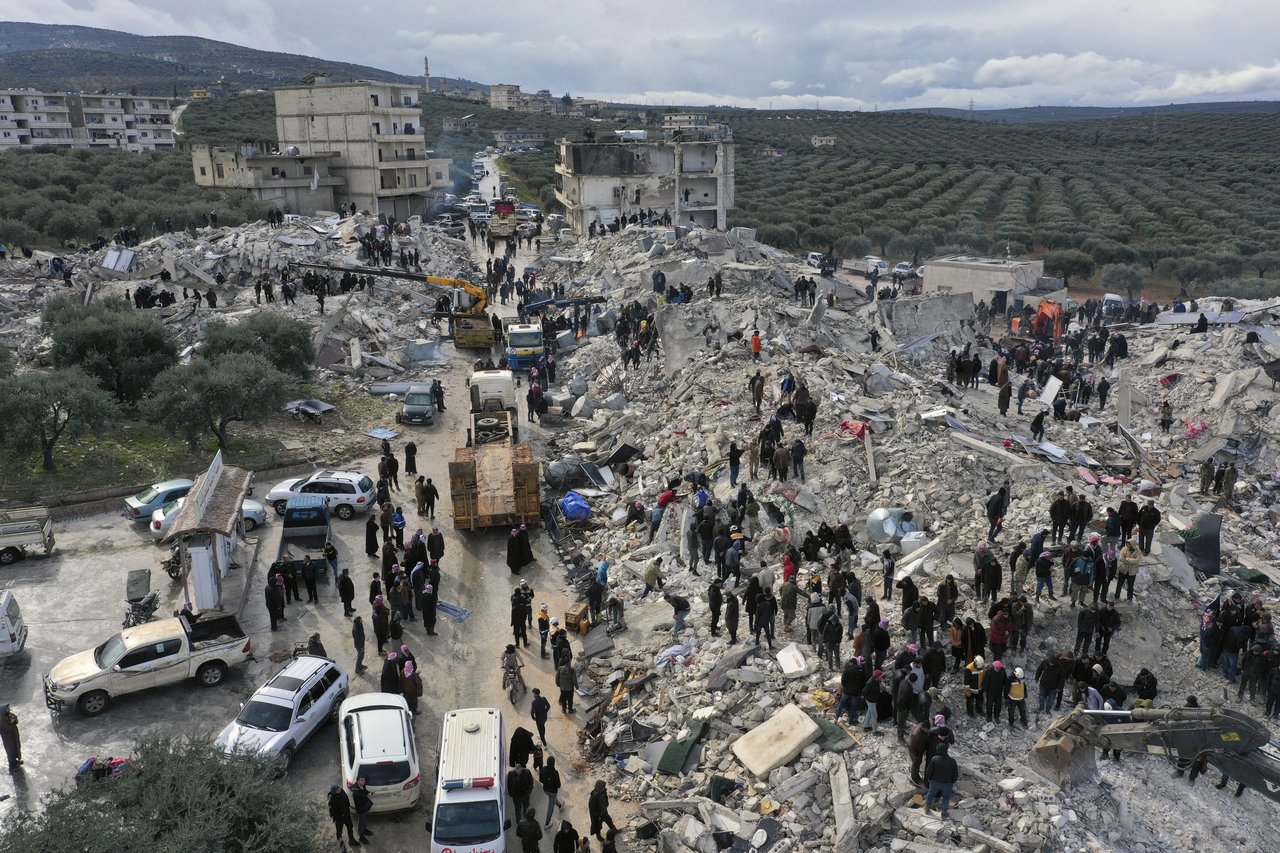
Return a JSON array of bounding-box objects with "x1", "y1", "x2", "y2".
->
[
  {"x1": 507, "y1": 528, "x2": 525, "y2": 574},
  {"x1": 380, "y1": 652, "x2": 400, "y2": 692}
]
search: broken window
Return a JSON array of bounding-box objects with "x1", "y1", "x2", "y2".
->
[
  {"x1": 370, "y1": 94, "x2": 380, "y2": 107},
  {"x1": 372, "y1": 122, "x2": 381, "y2": 135}
]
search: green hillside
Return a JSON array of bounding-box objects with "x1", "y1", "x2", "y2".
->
[{"x1": 0, "y1": 20, "x2": 419, "y2": 94}]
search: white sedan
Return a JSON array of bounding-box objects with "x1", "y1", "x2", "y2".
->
[{"x1": 150, "y1": 497, "x2": 267, "y2": 541}]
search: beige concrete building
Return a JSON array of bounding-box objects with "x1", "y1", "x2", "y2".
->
[
  {"x1": 0, "y1": 90, "x2": 175, "y2": 152},
  {"x1": 493, "y1": 129, "x2": 546, "y2": 150},
  {"x1": 442, "y1": 116, "x2": 478, "y2": 132},
  {"x1": 190, "y1": 144, "x2": 342, "y2": 215},
  {"x1": 489, "y1": 84, "x2": 522, "y2": 112},
  {"x1": 274, "y1": 80, "x2": 429, "y2": 219},
  {"x1": 555, "y1": 125, "x2": 735, "y2": 233},
  {"x1": 662, "y1": 113, "x2": 709, "y2": 131},
  {"x1": 921, "y1": 254, "x2": 1045, "y2": 314}
]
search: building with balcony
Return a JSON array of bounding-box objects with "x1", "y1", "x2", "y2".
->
[
  {"x1": 274, "y1": 80, "x2": 430, "y2": 219},
  {"x1": 442, "y1": 115, "x2": 478, "y2": 132},
  {"x1": 554, "y1": 125, "x2": 735, "y2": 233},
  {"x1": 492, "y1": 129, "x2": 546, "y2": 150},
  {"x1": 190, "y1": 144, "x2": 342, "y2": 215},
  {"x1": 489, "y1": 84, "x2": 522, "y2": 112},
  {"x1": 0, "y1": 89, "x2": 175, "y2": 152}
]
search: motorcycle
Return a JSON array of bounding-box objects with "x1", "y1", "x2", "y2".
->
[
  {"x1": 160, "y1": 544, "x2": 183, "y2": 581},
  {"x1": 503, "y1": 664, "x2": 526, "y2": 705},
  {"x1": 123, "y1": 590, "x2": 160, "y2": 629}
]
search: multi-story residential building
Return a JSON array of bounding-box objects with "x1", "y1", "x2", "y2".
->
[
  {"x1": 555, "y1": 124, "x2": 735, "y2": 233},
  {"x1": 492, "y1": 129, "x2": 546, "y2": 150},
  {"x1": 274, "y1": 80, "x2": 430, "y2": 219},
  {"x1": 489, "y1": 84, "x2": 522, "y2": 112},
  {"x1": 190, "y1": 144, "x2": 343, "y2": 215},
  {"x1": 0, "y1": 89, "x2": 175, "y2": 152}
]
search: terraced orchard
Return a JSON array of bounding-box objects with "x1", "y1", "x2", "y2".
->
[{"x1": 504, "y1": 108, "x2": 1280, "y2": 294}]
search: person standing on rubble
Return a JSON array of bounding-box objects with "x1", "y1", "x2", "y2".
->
[
  {"x1": 1159, "y1": 400, "x2": 1173, "y2": 433},
  {"x1": 1136, "y1": 500, "x2": 1161, "y2": 555},
  {"x1": 1222, "y1": 462, "x2": 1238, "y2": 503},
  {"x1": 1030, "y1": 409, "x2": 1046, "y2": 442},
  {"x1": 750, "y1": 330, "x2": 762, "y2": 361},
  {"x1": 1199, "y1": 459, "x2": 1216, "y2": 495}
]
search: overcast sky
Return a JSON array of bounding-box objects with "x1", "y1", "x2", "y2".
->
[{"x1": 9, "y1": 1, "x2": 1280, "y2": 109}]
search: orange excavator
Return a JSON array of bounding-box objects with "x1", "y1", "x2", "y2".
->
[{"x1": 1030, "y1": 299, "x2": 1065, "y2": 342}]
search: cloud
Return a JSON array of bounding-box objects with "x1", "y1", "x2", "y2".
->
[
  {"x1": 1150, "y1": 62, "x2": 1280, "y2": 100},
  {"x1": 882, "y1": 59, "x2": 960, "y2": 88},
  {"x1": 974, "y1": 52, "x2": 1150, "y2": 88},
  {"x1": 5, "y1": 2, "x2": 1280, "y2": 109}
]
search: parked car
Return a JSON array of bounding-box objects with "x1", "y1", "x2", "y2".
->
[
  {"x1": 805, "y1": 252, "x2": 826, "y2": 268},
  {"x1": 216, "y1": 654, "x2": 348, "y2": 773},
  {"x1": 124, "y1": 478, "x2": 194, "y2": 523},
  {"x1": 338, "y1": 693, "x2": 422, "y2": 812},
  {"x1": 432, "y1": 218, "x2": 466, "y2": 237},
  {"x1": 150, "y1": 497, "x2": 267, "y2": 541},
  {"x1": 893, "y1": 262, "x2": 915, "y2": 278},
  {"x1": 396, "y1": 386, "x2": 436, "y2": 426},
  {"x1": 44, "y1": 615, "x2": 251, "y2": 716},
  {"x1": 264, "y1": 470, "x2": 377, "y2": 520}
]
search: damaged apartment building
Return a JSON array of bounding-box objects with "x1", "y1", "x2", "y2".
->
[
  {"x1": 268, "y1": 77, "x2": 452, "y2": 219},
  {"x1": 555, "y1": 119, "x2": 735, "y2": 233}
]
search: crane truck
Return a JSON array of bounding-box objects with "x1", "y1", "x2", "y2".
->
[
  {"x1": 286, "y1": 262, "x2": 497, "y2": 349},
  {"x1": 1032, "y1": 705, "x2": 1280, "y2": 804}
]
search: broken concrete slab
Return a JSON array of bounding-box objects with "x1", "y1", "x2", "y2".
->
[{"x1": 731, "y1": 703, "x2": 821, "y2": 778}]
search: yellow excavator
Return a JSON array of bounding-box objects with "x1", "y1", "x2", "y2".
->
[
  {"x1": 1032, "y1": 706, "x2": 1280, "y2": 803},
  {"x1": 287, "y1": 261, "x2": 497, "y2": 349}
]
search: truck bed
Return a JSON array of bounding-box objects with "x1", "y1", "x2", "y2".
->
[
  {"x1": 186, "y1": 615, "x2": 246, "y2": 645},
  {"x1": 449, "y1": 442, "x2": 540, "y2": 530}
]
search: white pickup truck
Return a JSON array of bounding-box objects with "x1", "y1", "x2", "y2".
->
[
  {"x1": 843, "y1": 255, "x2": 890, "y2": 279},
  {"x1": 0, "y1": 506, "x2": 55, "y2": 566},
  {"x1": 44, "y1": 614, "x2": 252, "y2": 716}
]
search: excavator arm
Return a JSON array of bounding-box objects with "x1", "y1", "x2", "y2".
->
[
  {"x1": 1032, "y1": 707, "x2": 1280, "y2": 804},
  {"x1": 287, "y1": 261, "x2": 488, "y2": 314}
]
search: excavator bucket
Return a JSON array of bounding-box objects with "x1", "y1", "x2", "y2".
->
[{"x1": 1031, "y1": 725, "x2": 1097, "y2": 789}]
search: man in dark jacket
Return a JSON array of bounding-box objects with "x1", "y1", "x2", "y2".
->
[
  {"x1": 507, "y1": 764, "x2": 535, "y2": 820},
  {"x1": 1070, "y1": 497, "x2": 1093, "y2": 543},
  {"x1": 707, "y1": 581, "x2": 723, "y2": 636},
  {"x1": 351, "y1": 778, "x2": 374, "y2": 842},
  {"x1": 822, "y1": 614, "x2": 844, "y2": 669},
  {"x1": 1117, "y1": 495, "x2": 1139, "y2": 544},
  {"x1": 1136, "y1": 501, "x2": 1161, "y2": 555},
  {"x1": 983, "y1": 660, "x2": 1008, "y2": 722},
  {"x1": 264, "y1": 580, "x2": 285, "y2": 631},
  {"x1": 895, "y1": 671, "x2": 917, "y2": 741},
  {"x1": 516, "y1": 808, "x2": 543, "y2": 853},
  {"x1": 328, "y1": 785, "x2": 360, "y2": 846},
  {"x1": 1074, "y1": 604, "x2": 1098, "y2": 656},
  {"x1": 1265, "y1": 664, "x2": 1280, "y2": 719},
  {"x1": 907, "y1": 719, "x2": 930, "y2": 785},
  {"x1": 1049, "y1": 492, "x2": 1070, "y2": 543},
  {"x1": 427, "y1": 526, "x2": 446, "y2": 562},
  {"x1": 985, "y1": 486, "x2": 1007, "y2": 540},
  {"x1": 723, "y1": 584, "x2": 739, "y2": 643},
  {"x1": 1096, "y1": 601, "x2": 1121, "y2": 654},
  {"x1": 338, "y1": 568, "x2": 356, "y2": 617},
  {"x1": 588, "y1": 780, "x2": 617, "y2": 840},
  {"x1": 923, "y1": 744, "x2": 959, "y2": 818}
]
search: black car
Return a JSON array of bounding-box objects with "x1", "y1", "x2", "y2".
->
[{"x1": 396, "y1": 386, "x2": 435, "y2": 426}]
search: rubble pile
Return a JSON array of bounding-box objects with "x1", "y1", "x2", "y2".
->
[
  {"x1": 520, "y1": 228, "x2": 1280, "y2": 852},
  {"x1": 0, "y1": 215, "x2": 479, "y2": 378}
]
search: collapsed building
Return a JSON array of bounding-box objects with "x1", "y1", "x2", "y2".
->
[
  {"x1": 497, "y1": 227, "x2": 1280, "y2": 853},
  {"x1": 2, "y1": 214, "x2": 1279, "y2": 851}
]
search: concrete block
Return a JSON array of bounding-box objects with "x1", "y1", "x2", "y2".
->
[
  {"x1": 998, "y1": 777, "x2": 1025, "y2": 792},
  {"x1": 728, "y1": 667, "x2": 767, "y2": 684},
  {"x1": 894, "y1": 807, "x2": 944, "y2": 838},
  {"x1": 603, "y1": 392, "x2": 628, "y2": 411},
  {"x1": 775, "y1": 643, "x2": 811, "y2": 679},
  {"x1": 571, "y1": 396, "x2": 596, "y2": 418},
  {"x1": 773, "y1": 768, "x2": 821, "y2": 802},
  {"x1": 731, "y1": 703, "x2": 821, "y2": 778}
]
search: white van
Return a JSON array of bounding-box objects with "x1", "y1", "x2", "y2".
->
[
  {"x1": 0, "y1": 592, "x2": 26, "y2": 656},
  {"x1": 431, "y1": 708, "x2": 508, "y2": 853}
]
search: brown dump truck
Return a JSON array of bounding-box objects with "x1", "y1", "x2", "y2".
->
[{"x1": 448, "y1": 410, "x2": 540, "y2": 531}]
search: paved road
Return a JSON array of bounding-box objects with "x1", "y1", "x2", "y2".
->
[{"x1": 0, "y1": 173, "x2": 597, "y2": 846}]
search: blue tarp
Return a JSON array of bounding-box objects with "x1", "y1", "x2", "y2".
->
[{"x1": 559, "y1": 491, "x2": 591, "y2": 521}]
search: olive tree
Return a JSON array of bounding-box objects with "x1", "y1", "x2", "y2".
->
[
  {"x1": 1100, "y1": 263, "x2": 1144, "y2": 302},
  {"x1": 1, "y1": 367, "x2": 119, "y2": 471},
  {"x1": 144, "y1": 352, "x2": 295, "y2": 450},
  {"x1": 0, "y1": 734, "x2": 321, "y2": 853}
]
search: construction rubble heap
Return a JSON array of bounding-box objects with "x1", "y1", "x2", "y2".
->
[
  {"x1": 4, "y1": 216, "x2": 1279, "y2": 852},
  {"x1": 0, "y1": 215, "x2": 479, "y2": 377},
  {"x1": 517, "y1": 227, "x2": 1280, "y2": 853}
]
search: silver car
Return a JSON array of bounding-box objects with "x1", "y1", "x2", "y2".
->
[{"x1": 150, "y1": 497, "x2": 268, "y2": 541}]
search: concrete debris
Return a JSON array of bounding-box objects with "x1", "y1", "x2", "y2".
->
[{"x1": 523, "y1": 224, "x2": 1280, "y2": 853}]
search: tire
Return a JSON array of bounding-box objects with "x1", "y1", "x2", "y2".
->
[
  {"x1": 273, "y1": 500, "x2": 288, "y2": 516},
  {"x1": 78, "y1": 690, "x2": 110, "y2": 717},
  {"x1": 276, "y1": 745, "x2": 294, "y2": 777},
  {"x1": 0, "y1": 548, "x2": 18, "y2": 566},
  {"x1": 509, "y1": 681, "x2": 518, "y2": 705},
  {"x1": 335, "y1": 504, "x2": 355, "y2": 521},
  {"x1": 196, "y1": 661, "x2": 227, "y2": 687},
  {"x1": 242, "y1": 517, "x2": 257, "y2": 532},
  {"x1": 477, "y1": 417, "x2": 501, "y2": 428},
  {"x1": 331, "y1": 691, "x2": 347, "y2": 721}
]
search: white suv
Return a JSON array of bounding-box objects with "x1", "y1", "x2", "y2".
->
[
  {"x1": 265, "y1": 470, "x2": 377, "y2": 520},
  {"x1": 339, "y1": 693, "x2": 422, "y2": 812},
  {"x1": 215, "y1": 654, "x2": 348, "y2": 772}
]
